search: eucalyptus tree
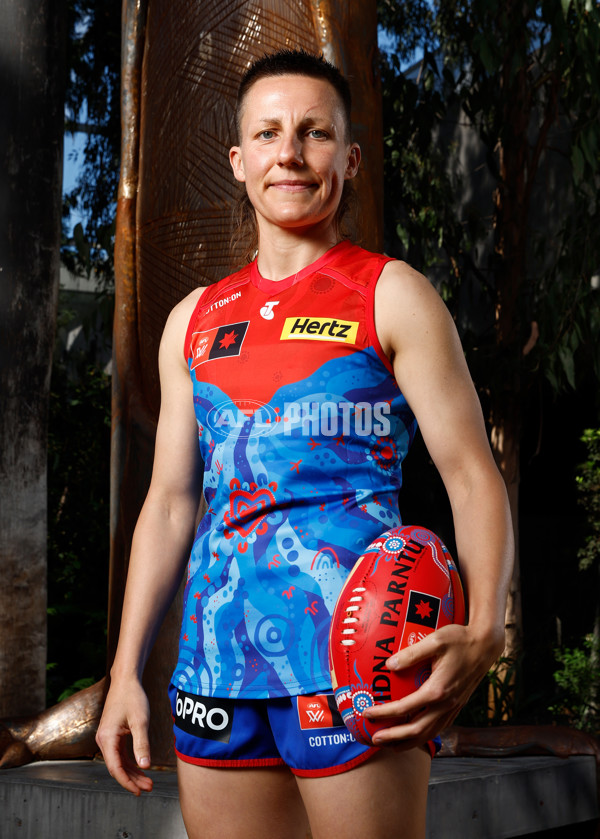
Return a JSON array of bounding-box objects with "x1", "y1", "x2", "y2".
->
[
  {"x1": 63, "y1": 0, "x2": 121, "y2": 283},
  {"x1": 379, "y1": 0, "x2": 600, "y2": 711}
]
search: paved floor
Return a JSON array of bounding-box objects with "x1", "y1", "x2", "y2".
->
[{"x1": 0, "y1": 754, "x2": 597, "y2": 838}]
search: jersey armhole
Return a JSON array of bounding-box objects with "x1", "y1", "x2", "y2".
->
[
  {"x1": 183, "y1": 294, "x2": 206, "y2": 363},
  {"x1": 366, "y1": 257, "x2": 395, "y2": 376},
  {"x1": 183, "y1": 270, "x2": 252, "y2": 362}
]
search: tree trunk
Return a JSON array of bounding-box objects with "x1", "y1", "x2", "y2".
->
[
  {"x1": 487, "y1": 17, "x2": 531, "y2": 714},
  {"x1": 485, "y1": 0, "x2": 563, "y2": 717},
  {"x1": 489, "y1": 398, "x2": 523, "y2": 718},
  {"x1": 0, "y1": 0, "x2": 66, "y2": 716}
]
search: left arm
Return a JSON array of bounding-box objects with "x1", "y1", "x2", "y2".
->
[{"x1": 363, "y1": 261, "x2": 514, "y2": 748}]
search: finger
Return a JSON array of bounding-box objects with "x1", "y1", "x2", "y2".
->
[
  {"x1": 131, "y1": 723, "x2": 152, "y2": 771},
  {"x1": 363, "y1": 677, "x2": 438, "y2": 720},
  {"x1": 371, "y1": 711, "x2": 446, "y2": 748},
  {"x1": 371, "y1": 713, "x2": 430, "y2": 747},
  {"x1": 97, "y1": 729, "x2": 153, "y2": 796},
  {"x1": 112, "y1": 765, "x2": 152, "y2": 796},
  {"x1": 109, "y1": 752, "x2": 154, "y2": 796},
  {"x1": 123, "y1": 764, "x2": 154, "y2": 794},
  {"x1": 386, "y1": 635, "x2": 439, "y2": 670},
  {"x1": 387, "y1": 623, "x2": 470, "y2": 671}
]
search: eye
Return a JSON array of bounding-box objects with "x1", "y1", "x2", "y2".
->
[
  {"x1": 258, "y1": 129, "x2": 276, "y2": 140},
  {"x1": 308, "y1": 129, "x2": 328, "y2": 139}
]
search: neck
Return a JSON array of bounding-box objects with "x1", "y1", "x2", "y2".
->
[{"x1": 254, "y1": 219, "x2": 339, "y2": 281}]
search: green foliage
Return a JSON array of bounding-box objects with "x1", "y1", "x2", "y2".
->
[
  {"x1": 56, "y1": 676, "x2": 97, "y2": 705},
  {"x1": 456, "y1": 654, "x2": 549, "y2": 726},
  {"x1": 378, "y1": 0, "x2": 436, "y2": 63},
  {"x1": 455, "y1": 656, "x2": 519, "y2": 726},
  {"x1": 549, "y1": 635, "x2": 600, "y2": 733},
  {"x1": 47, "y1": 352, "x2": 111, "y2": 706},
  {"x1": 576, "y1": 428, "x2": 600, "y2": 571},
  {"x1": 380, "y1": 49, "x2": 481, "y2": 287},
  {"x1": 380, "y1": 0, "x2": 600, "y2": 726},
  {"x1": 486, "y1": 657, "x2": 520, "y2": 725},
  {"x1": 54, "y1": 0, "x2": 119, "y2": 697},
  {"x1": 379, "y1": 0, "x2": 600, "y2": 397},
  {"x1": 62, "y1": 0, "x2": 122, "y2": 286}
]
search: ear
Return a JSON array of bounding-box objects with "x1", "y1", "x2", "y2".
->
[
  {"x1": 344, "y1": 144, "x2": 361, "y2": 180},
  {"x1": 229, "y1": 146, "x2": 245, "y2": 182}
]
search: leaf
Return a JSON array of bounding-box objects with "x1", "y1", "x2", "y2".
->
[
  {"x1": 57, "y1": 676, "x2": 96, "y2": 703},
  {"x1": 545, "y1": 364, "x2": 559, "y2": 393},
  {"x1": 572, "y1": 144, "x2": 585, "y2": 183},
  {"x1": 396, "y1": 223, "x2": 410, "y2": 254},
  {"x1": 558, "y1": 345, "x2": 576, "y2": 389},
  {"x1": 561, "y1": 0, "x2": 572, "y2": 18},
  {"x1": 581, "y1": 123, "x2": 599, "y2": 170},
  {"x1": 472, "y1": 32, "x2": 497, "y2": 75}
]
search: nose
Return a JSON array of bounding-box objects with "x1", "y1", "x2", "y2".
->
[{"x1": 277, "y1": 133, "x2": 303, "y2": 166}]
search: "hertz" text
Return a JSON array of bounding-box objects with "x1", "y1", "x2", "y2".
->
[{"x1": 280, "y1": 316, "x2": 359, "y2": 343}]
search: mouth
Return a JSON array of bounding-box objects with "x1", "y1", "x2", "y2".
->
[{"x1": 269, "y1": 180, "x2": 316, "y2": 192}]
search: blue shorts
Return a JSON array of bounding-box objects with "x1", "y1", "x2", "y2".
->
[{"x1": 169, "y1": 685, "x2": 440, "y2": 778}]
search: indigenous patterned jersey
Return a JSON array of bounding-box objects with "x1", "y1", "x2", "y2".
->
[{"x1": 171, "y1": 241, "x2": 417, "y2": 699}]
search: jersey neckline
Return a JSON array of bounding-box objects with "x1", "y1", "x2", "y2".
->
[{"x1": 249, "y1": 240, "x2": 354, "y2": 293}]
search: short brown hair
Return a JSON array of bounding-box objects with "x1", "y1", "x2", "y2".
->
[
  {"x1": 231, "y1": 49, "x2": 358, "y2": 266},
  {"x1": 235, "y1": 48, "x2": 353, "y2": 143}
]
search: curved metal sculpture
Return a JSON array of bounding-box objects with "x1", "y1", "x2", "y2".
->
[
  {"x1": 439, "y1": 724, "x2": 600, "y2": 763},
  {"x1": 0, "y1": 679, "x2": 104, "y2": 769},
  {"x1": 0, "y1": 0, "x2": 382, "y2": 768}
]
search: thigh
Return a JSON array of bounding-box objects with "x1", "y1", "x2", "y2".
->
[
  {"x1": 177, "y1": 759, "x2": 311, "y2": 839},
  {"x1": 296, "y1": 746, "x2": 431, "y2": 839}
]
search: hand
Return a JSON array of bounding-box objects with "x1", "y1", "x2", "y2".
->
[
  {"x1": 362, "y1": 623, "x2": 505, "y2": 749},
  {"x1": 95, "y1": 678, "x2": 154, "y2": 796}
]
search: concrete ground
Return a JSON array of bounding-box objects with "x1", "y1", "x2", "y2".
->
[{"x1": 0, "y1": 754, "x2": 597, "y2": 838}]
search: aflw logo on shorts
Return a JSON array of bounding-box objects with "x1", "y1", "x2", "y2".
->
[
  {"x1": 280, "y1": 316, "x2": 358, "y2": 343},
  {"x1": 174, "y1": 689, "x2": 234, "y2": 743},
  {"x1": 297, "y1": 694, "x2": 345, "y2": 730}
]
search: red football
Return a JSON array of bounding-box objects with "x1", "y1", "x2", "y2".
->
[{"x1": 328, "y1": 525, "x2": 466, "y2": 745}]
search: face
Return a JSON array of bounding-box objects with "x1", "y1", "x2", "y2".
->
[{"x1": 229, "y1": 74, "x2": 361, "y2": 236}]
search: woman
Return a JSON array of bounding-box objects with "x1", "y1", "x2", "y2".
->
[{"x1": 96, "y1": 49, "x2": 513, "y2": 839}]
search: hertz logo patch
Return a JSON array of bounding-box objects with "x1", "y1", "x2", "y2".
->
[{"x1": 280, "y1": 317, "x2": 358, "y2": 343}]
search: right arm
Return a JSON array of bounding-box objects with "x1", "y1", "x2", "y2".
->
[{"x1": 96, "y1": 288, "x2": 204, "y2": 795}]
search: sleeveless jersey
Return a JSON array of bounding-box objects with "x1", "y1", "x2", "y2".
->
[{"x1": 171, "y1": 241, "x2": 417, "y2": 699}]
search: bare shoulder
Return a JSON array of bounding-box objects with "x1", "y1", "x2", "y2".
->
[
  {"x1": 164, "y1": 285, "x2": 206, "y2": 334},
  {"x1": 375, "y1": 260, "x2": 455, "y2": 359},
  {"x1": 160, "y1": 285, "x2": 207, "y2": 359}
]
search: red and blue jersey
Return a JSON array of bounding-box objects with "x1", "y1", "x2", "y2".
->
[{"x1": 171, "y1": 241, "x2": 417, "y2": 699}]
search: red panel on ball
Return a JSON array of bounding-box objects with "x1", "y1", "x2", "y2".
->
[{"x1": 328, "y1": 525, "x2": 466, "y2": 745}]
